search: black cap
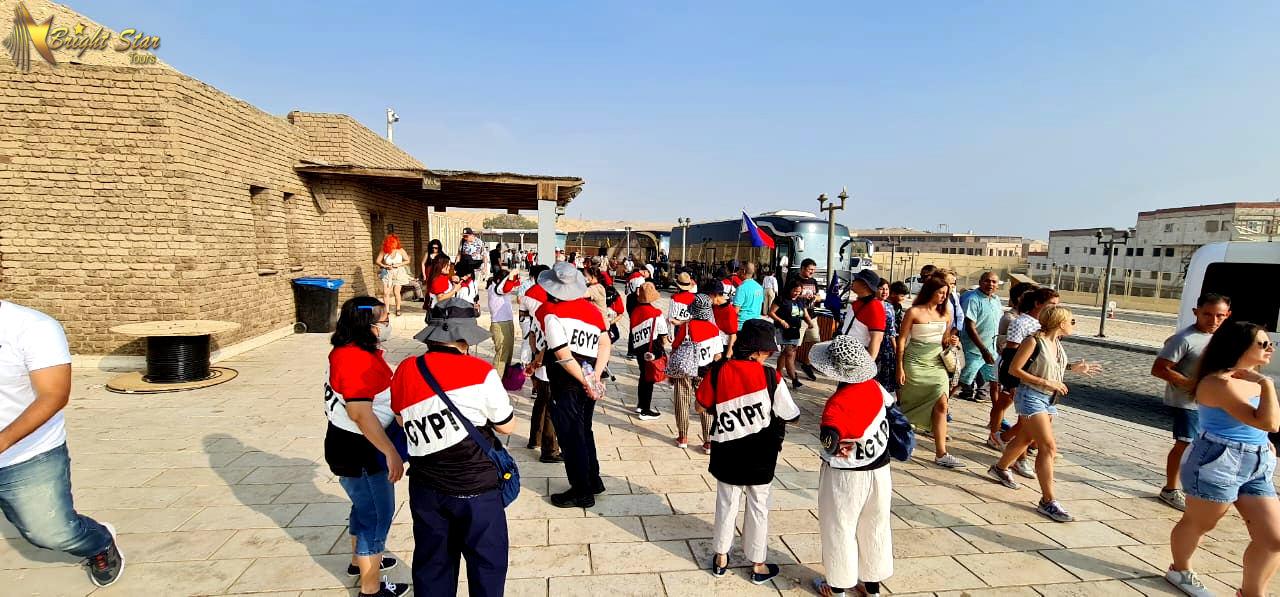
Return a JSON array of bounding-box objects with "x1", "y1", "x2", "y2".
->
[
  {"x1": 852, "y1": 269, "x2": 881, "y2": 290},
  {"x1": 698, "y1": 281, "x2": 724, "y2": 296},
  {"x1": 735, "y1": 319, "x2": 778, "y2": 353},
  {"x1": 462, "y1": 227, "x2": 474, "y2": 235}
]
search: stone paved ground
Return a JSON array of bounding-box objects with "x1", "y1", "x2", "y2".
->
[{"x1": 6, "y1": 305, "x2": 1275, "y2": 597}]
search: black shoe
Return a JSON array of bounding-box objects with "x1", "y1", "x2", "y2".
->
[
  {"x1": 750, "y1": 563, "x2": 780, "y2": 585},
  {"x1": 348, "y1": 555, "x2": 398, "y2": 577},
  {"x1": 526, "y1": 441, "x2": 537, "y2": 450},
  {"x1": 85, "y1": 523, "x2": 124, "y2": 588},
  {"x1": 710, "y1": 556, "x2": 728, "y2": 578},
  {"x1": 800, "y1": 363, "x2": 817, "y2": 381},
  {"x1": 550, "y1": 491, "x2": 595, "y2": 508},
  {"x1": 359, "y1": 577, "x2": 411, "y2": 597},
  {"x1": 792, "y1": 379, "x2": 803, "y2": 390},
  {"x1": 540, "y1": 453, "x2": 565, "y2": 463}
]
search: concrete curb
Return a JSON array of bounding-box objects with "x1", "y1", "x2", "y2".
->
[{"x1": 1062, "y1": 334, "x2": 1159, "y2": 355}]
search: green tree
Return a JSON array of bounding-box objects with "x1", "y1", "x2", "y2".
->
[{"x1": 482, "y1": 214, "x2": 537, "y2": 229}]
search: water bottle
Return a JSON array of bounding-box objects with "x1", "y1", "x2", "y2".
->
[{"x1": 581, "y1": 362, "x2": 606, "y2": 398}]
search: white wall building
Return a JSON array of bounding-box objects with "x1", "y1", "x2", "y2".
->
[{"x1": 1029, "y1": 201, "x2": 1280, "y2": 298}]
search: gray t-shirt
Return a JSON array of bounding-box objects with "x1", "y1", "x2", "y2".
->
[{"x1": 1157, "y1": 325, "x2": 1212, "y2": 410}]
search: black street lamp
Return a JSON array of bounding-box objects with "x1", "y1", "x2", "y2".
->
[{"x1": 1094, "y1": 228, "x2": 1134, "y2": 337}]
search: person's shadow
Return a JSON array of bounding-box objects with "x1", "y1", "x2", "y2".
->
[{"x1": 203, "y1": 433, "x2": 358, "y2": 592}]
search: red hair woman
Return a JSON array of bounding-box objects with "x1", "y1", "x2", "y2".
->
[{"x1": 377, "y1": 234, "x2": 412, "y2": 317}]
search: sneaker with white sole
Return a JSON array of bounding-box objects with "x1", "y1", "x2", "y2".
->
[
  {"x1": 676, "y1": 437, "x2": 688, "y2": 448},
  {"x1": 987, "y1": 465, "x2": 1019, "y2": 489},
  {"x1": 934, "y1": 453, "x2": 966, "y2": 468},
  {"x1": 1165, "y1": 567, "x2": 1215, "y2": 597},
  {"x1": 85, "y1": 522, "x2": 124, "y2": 588},
  {"x1": 1013, "y1": 458, "x2": 1036, "y2": 479},
  {"x1": 986, "y1": 434, "x2": 1006, "y2": 451},
  {"x1": 638, "y1": 410, "x2": 661, "y2": 421},
  {"x1": 1037, "y1": 499, "x2": 1073, "y2": 522},
  {"x1": 1159, "y1": 488, "x2": 1187, "y2": 512}
]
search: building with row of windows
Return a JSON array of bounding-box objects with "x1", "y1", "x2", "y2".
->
[
  {"x1": 1029, "y1": 201, "x2": 1280, "y2": 298},
  {"x1": 852, "y1": 228, "x2": 1044, "y2": 258}
]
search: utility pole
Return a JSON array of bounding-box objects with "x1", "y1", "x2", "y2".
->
[
  {"x1": 386, "y1": 107, "x2": 399, "y2": 143},
  {"x1": 677, "y1": 218, "x2": 691, "y2": 267},
  {"x1": 1094, "y1": 228, "x2": 1133, "y2": 338},
  {"x1": 817, "y1": 187, "x2": 849, "y2": 284}
]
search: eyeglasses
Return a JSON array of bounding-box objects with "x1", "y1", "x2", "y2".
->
[
  {"x1": 1259, "y1": 340, "x2": 1276, "y2": 350},
  {"x1": 1069, "y1": 319, "x2": 1076, "y2": 325}
]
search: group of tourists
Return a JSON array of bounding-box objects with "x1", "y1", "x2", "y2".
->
[{"x1": 263, "y1": 219, "x2": 1268, "y2": 597}]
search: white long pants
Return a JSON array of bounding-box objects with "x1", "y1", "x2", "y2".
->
[
  {"x1": 713, "y1": 481, "x2": 771, "y2": 563},
  {"x1": 818, "y1": 463, "x2": 893, "y2": 588}
]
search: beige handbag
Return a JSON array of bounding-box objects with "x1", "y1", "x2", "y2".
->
[{"x1": 940, "y1": 344, "x2": 960, "y2": 374}]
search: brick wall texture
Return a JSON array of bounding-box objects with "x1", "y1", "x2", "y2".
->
[{"x1": 0, "y1": 61, "x2": 444, "y2": 355}]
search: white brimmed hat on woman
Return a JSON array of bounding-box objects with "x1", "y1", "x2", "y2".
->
[
  {"x1": 809, "y1": 335, "x2": 877, "y2": 384},
  {"x1": 537, "y1": 262, "x2": 588, "y2": 301}
]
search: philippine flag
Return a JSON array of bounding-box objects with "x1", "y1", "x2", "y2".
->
[{"x1": 740, "y1": 211, "x2": 776, "y2": 249}]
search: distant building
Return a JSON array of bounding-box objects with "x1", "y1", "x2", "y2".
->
[
  {"x1": 1030, "y1": 201, "x2": 1280, "y2": 297},
  {"x1": 854, "y1": 228, "x2": 1027, "y2": 257}
]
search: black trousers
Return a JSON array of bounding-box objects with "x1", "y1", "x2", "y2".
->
[
  {"x1": 548, "y1": 383, "x2": 603, "y2": 496},
  {"x1": 410, "y1": 484, "x2": 508, "y2": 597},
  {"x1": 637, "y1": 376, "x2": 655, "y2": 412}
]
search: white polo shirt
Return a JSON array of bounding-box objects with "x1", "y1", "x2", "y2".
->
[{"x1": 0, "y1": 302, "x2": 70, "y2": 467}]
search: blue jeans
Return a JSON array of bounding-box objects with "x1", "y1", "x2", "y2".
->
[
  {"x1": 1013, "y1": 385, "x2": 1058, "y2": 417},
  {"x1": 0, "y1": 443, "x2": 112, "y2": 558},
  {"x1": 1181, "y1": 432, "x2": 1277, "y2": 503},
  {"x1": 338, "y1": 470, "x2": 395, "y2": 556}
]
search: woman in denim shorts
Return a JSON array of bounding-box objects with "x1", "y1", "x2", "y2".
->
[
  {"x1": 986, "y1": 306, "x2": 1101, "y2": 523},
  {"x1": 1167, "y1": 321, "x2": 1278, "y2": 597}
]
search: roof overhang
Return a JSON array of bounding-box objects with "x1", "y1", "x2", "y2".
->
[{"x1": 294, "y1": 164, "x2": 584, "y2": 211}]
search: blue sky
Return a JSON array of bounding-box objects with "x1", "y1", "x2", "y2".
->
[{"x1": 83, "y1": 0, "x2": 1280, "y2": 239}]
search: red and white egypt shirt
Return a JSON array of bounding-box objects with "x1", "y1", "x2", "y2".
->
[
  {"x1": 820, "y1": 379, "x2": 895, "y2": 471},
  {"x1": 628, "y1": 303, "x2": 670, "y2": 356},
  {"x1": 537, "y1": 297, "x2": 607, "y2": 386},
  {"x1": 391, "y1": 349, "x2": 515, "y2": 495},
  {"x1": 672, "y1": 320, "x2": 724, "y2": 369},
  {"x1": 626, "y1": 272, "x2": 647, "y2": 294},
  {"x1": 696, "y1": 360, "x2": 801, "y2": 486},
  {"x1": 668, "y1": 291, "x2": 695, "y2": 324},
  {"x1": 324, "y1": 345, "x2": 396, "y2": 477}
]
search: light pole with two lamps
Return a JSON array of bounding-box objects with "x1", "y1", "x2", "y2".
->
[
  {"x1": 676, "y1": 217, "x2": 691, "y2": 267},
  {"x1": 1094, "y1": 227, "x2": 1134, "y2": 338},
  {"x1": 817, "y1": 187, "x2": 849, "y2": 284}
]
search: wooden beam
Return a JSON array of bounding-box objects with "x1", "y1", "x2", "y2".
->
[
  {"x1": 296, "y1": 166, "x2": 423, "y2": 179},
  {"x1": 537, "y1": 182, "x2": 558, "y2": 201},
  {"x1": 508, "y1": 208, "x2": 520, "y2": 215}
]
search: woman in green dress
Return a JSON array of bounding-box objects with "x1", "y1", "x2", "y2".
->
[{"x1": 897, "y1": 275, "x2": 964, "y2": 468}]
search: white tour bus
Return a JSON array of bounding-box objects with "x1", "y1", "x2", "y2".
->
[{"x1": 1179, "y1": 242, "x2": 1280, "y2": 380}]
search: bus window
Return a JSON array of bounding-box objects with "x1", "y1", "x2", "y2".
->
[{"x1": 1202, "y1": 262, "x2": 1280, "y2": 332}]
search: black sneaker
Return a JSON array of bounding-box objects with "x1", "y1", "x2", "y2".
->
[
  {"x1": 638, "y1": 410, "x2": 661, "y2": 421},
  {"x1": 85, "y1": 523, "x2": 124, "y2": 588},
  {"x1": 800, "y1": 363, "x2": 817, "y2": 381},
  {"x1": 348, "y1": 555, "x2": 398, "y2": 577},
  {"x1": 359, "y1": 576, "x2": 411, "y2": 597},
  {"x1": 750, "y1": 563, "x2": 780, "y2": 585},
  {"x1": 539, "y1": 453, "x2": 565, "y2": 463},
  {"x1": 792, "y1": 379, "x2": 803, "y2": 390},
  {"x1": 550, "y1": 490, "x2": 595, "y2": 508}
]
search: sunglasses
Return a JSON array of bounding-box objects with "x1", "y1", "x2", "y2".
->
[{"x1": 1259, "y1": 340, "x2": 1276, "y2": 350}]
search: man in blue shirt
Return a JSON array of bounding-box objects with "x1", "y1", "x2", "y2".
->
[
  {"x1": 733, "y1": 262, "x2": 764, "y2": 328},
  {"x1": 957, "y1": 272, "x2": 1001, "y2": 403}
]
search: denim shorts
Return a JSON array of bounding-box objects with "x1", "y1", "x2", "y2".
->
[
  {"x1": 1013, "y1": 385, "x2": 1057, "y2": 417},
  {"x1": 1181, "y1": 432, "x2": 1277, "y2": 504},
  {"x1": 1172, "y1": 408, "x2": 1201, "y2": 443}
]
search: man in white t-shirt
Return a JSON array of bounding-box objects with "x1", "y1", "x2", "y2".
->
[{"x1": 0, "y1": 301, "x2": 124, "y2": 587}]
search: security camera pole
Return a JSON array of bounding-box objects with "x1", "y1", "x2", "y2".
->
[
  {"x1": 817, "y1": 187, "x2": 848, "y2": 284},
  {"x1": 1094, "y1": 227, "x2": 1133, "y2": 338},
  {"x1": 386, "y1": 107, "x2": 399, "y2": 143}
]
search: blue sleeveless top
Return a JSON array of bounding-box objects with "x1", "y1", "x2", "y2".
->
[{"x1": 1200, "y1": 396, "x2": 1268, "y2": 445}]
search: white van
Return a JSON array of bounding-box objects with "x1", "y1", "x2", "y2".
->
[{"x1": 1179, "y1": 241, "x2": 1280, "y2": 380}]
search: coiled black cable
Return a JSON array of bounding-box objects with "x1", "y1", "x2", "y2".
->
[{"x1": 143, "y1": 335, "x2": 212, "y2": 383}]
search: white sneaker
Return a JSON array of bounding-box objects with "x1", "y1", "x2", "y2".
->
[
  {"x1": 934, "y1": 453, "x2": 966, "y2": 468},
  {"x1": 1013, "y1": 458, "x2": 1036, "y2": 479},
  {"x1": 1160, "y1": 488, "x2": 1188, "y2": 512},
  {"x1": 1165, "y1": 568, "x2": 1215, "y2": 597}
]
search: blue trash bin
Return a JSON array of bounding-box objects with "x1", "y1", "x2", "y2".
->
[{"x1": 291, "y1": 277, "x2": 345, "y2": 333}]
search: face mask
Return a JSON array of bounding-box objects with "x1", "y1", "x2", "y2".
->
[{"x1": 375, "y1": 322, "x2": 392, "y2": 343}]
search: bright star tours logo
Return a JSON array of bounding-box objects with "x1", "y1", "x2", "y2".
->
[{"x1": 4, "y1": 2, "x2": 160, "y2": 72}]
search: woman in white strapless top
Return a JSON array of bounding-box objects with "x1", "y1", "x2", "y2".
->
[{"x1": 896, "y1": 276, "x2": 965, "y2": 469}]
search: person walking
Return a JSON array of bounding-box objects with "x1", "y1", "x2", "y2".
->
[
  {"x1": 988, "y1": 282, "x2": 1036, "y2": 449},
  {"x1": 734, "y1": 262, "x2": 765, "y2": 328},
  {"x1": 761, "y1": 267, "x2": 779, "y2": 317},
  {"x1": 703, "y1": 281, "x2": 740, "y2": 356},
  {"x1": 671, "y1": 295, "x2": 725, "y2": 452},
  {"x1": 875, "y1": 278, "x2": 900, "y2": 394},
  {"x1": 957, "y1": 272, "x2": 1002, "y2": 403},
  {"x1": 0, "y1": 300, "x2": 124, "y2": 588},
  {"x1": 1152, "y1": 293, "x2": 1232, "y2": 512},
  {"x1": 887, "y1": 281, "x2": 909, "y2": 330},
  {"x1": 769, "y1": 280, "x2": 812, "y2": 390},
  {"x1": 424, "y1": 255, "x2": 460, "y2": 315},
  {"x1": 486, "y1": 270, "x2": 521, "y2": 374},
  {"x1": 1166, "y1": 321, "x2": 1278, "y2": 597},
  {"x1": 537, "y1": 263, "x2": 611, "y2": 508},
  {"x1": 838, "y1": 269, "x2": 885, "y2": 364},
  {"x1": 629, "y1": 283, "x2": 669, "y2": 420},
  {"x1": 791, "y1": 259, "x2": 822, "y2": 380},
  {"x1": 669, "y1": 271, "x2": 698, "y2": 328},
  {"x1": 390, "y1": 304, "x2": 515, "y2": 597},
  {"x1": 457, "y1": 227, "x2": 488, "y2": 276},
  {"x1": 987, "y1": 306, "x2": 1102, "y2": 522},
  {"x1": 520, "y1": 266, "x2": 561, "y2": 463},
  {"x1": 990, "y1": 287, "x2": 1059, "y2": 474},
  {"x1": 696, "y1": 319, "x2": 799, "y2": 584},
  {"x1": 896, "y1": 276, "x2": 965, "y2": 468},
  {"x1": 376, "y1": 234, "x2": 413, "y2": 317},
  {"x1": 810, "y1": 335, "x2": 897, "y2": 597},
  {"x1": 325, "y1": 297, "x2": 410, "y2": 597}
]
